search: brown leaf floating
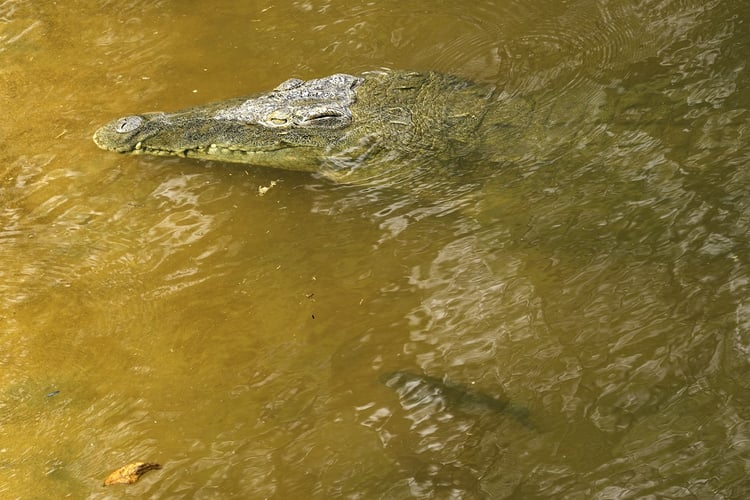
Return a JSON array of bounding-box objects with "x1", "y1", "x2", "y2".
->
[{"x1": 103, "y1": 462, "x2": 161, "y2": 486}]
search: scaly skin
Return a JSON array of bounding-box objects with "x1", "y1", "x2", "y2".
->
[{"x1": 94, "y1": 70, "x2": 529, "y2": 180}]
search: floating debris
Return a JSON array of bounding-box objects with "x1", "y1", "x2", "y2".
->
[
  {"x1": 257, "y1": 180, "x2": 278, "y2": 196},
  {"x1": 46, "y1": 390, "x2": 60, "y2": 398},
  {"x1": 103, "y1": 462, "x2": 161, "y2": 486}
]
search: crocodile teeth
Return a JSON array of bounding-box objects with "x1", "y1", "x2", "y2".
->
[{"x1": 135, "y1": 141, "x2": 142, "y2": 150}]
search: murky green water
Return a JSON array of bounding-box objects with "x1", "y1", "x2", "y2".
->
[{"x1": 2, "y1": 0, "x2": 749, "y2": 497}]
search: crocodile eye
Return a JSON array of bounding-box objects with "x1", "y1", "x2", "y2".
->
[
  {"x1": 115, "y1": 116, "x2": 143, "y2": 133},
  {"x1": 268, "y1": 117, "x2": 288, "y2": 126},
  {"x1": 265, "y1": 110, "x2": 291, "y2": 127},
  {"x1": 297, "y1": 109, "x2": 349, "y2": 127},
  {"x1": 308, "y1": 111, "x2": 341, "y2": 121}
]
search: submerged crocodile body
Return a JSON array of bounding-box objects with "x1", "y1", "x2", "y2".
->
[{"x1": 94, "y1": 71, "x2": 533, "y2": 181}]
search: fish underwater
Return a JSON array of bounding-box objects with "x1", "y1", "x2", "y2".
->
[{"x1": 381, "y1": 371, "x2": 535, "y2": 429}]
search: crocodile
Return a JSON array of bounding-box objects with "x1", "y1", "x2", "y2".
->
[{"x1": 93, "y1": 70, "x2": 534, "y2": 182}]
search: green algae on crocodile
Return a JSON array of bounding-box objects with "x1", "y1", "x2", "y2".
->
[{"x1": 93, "y1": 70, "x2": 535, "y2": 182}]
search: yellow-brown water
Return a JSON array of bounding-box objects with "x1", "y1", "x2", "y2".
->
[{"x1": 2, "y1": 1, "x2": 749, "y2": 497}]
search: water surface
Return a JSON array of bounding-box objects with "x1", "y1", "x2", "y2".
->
[{"x1": 1, "y1": 0, "x2": 749, "y2": 497}]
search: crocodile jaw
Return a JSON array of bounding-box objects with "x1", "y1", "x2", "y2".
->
[{"x1": 93, "y1": 74, "x2": 364, "y2": 172}]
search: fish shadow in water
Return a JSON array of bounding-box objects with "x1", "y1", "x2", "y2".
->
[{"x1": 380, "y1": 371, "x2": 538, "y2": 431}]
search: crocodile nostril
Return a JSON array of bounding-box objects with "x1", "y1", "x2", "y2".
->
[{"x1": 115, "y1": 116, "x2": 143, "y2": 133}]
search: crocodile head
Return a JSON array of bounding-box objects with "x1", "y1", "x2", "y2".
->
[
  {"x1": 93, "y1": 74, "x2": 365, "y2": 172},
  {"x1": 94, "y1": 71, "x2": 504, "y2": 181}
]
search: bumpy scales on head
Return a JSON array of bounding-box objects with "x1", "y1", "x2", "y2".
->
[
  {"x1": 94, "y1": 74, "x2": 363, "y2": 172},
  {"x1": 94, "y1": 70, "x2": 530, "y2": 180}
]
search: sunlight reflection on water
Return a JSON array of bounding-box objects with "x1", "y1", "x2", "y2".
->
[{"x1": 1, "y1": 0, "x2": 750, "y2": 497}]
